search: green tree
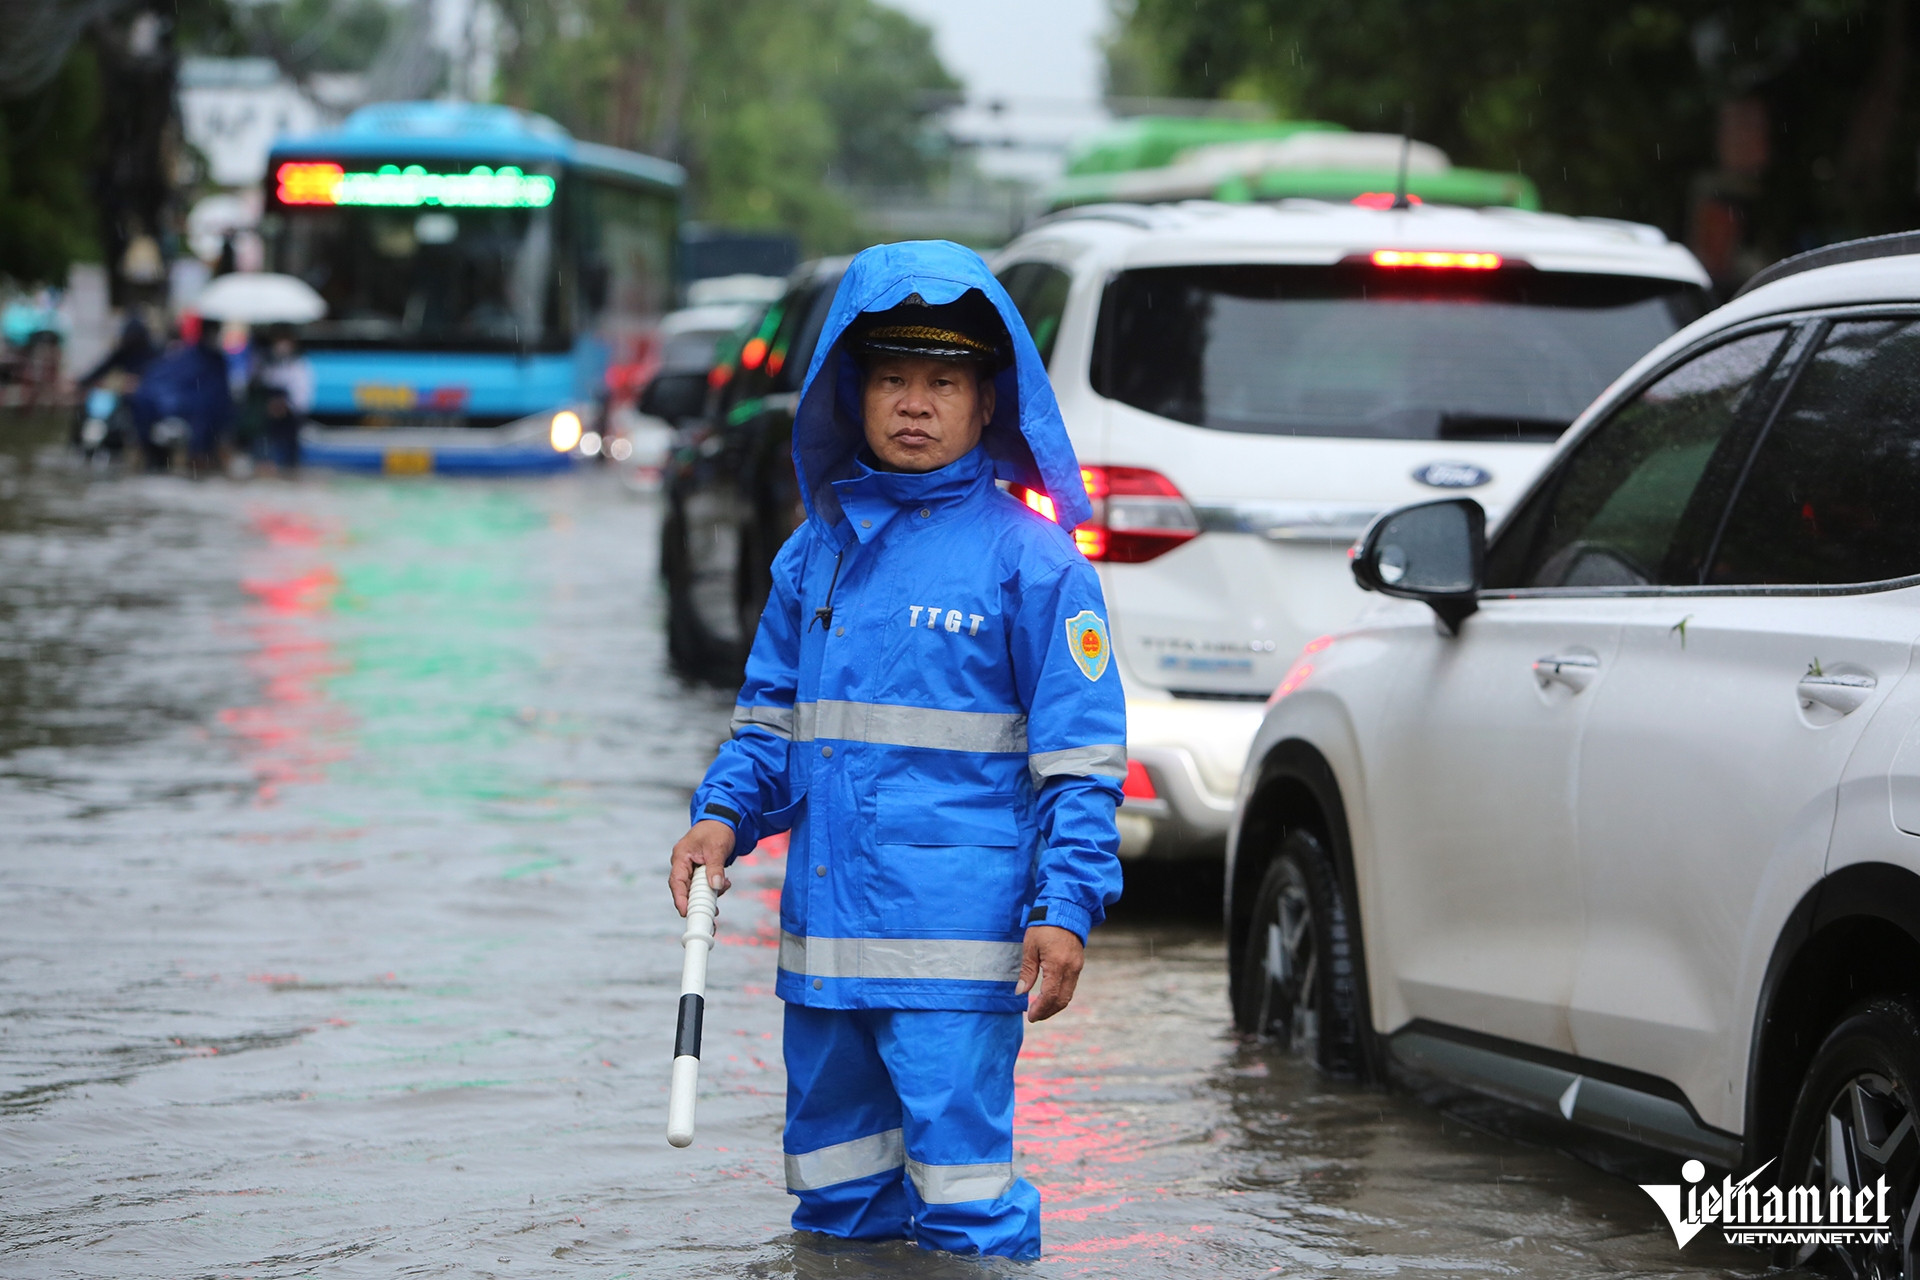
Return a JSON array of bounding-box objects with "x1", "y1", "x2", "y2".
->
[
  {"x1": 0, "y1": 42, "x2": 101, "y2": 286},
  {"x1": 1112, "y1": 0, "x2": 1915, "y2": 279},
  {"x1": 496, "y1": 0, "x2": 958, "y2": 251},
  {"x1": 234, "y1": 0, "x2": 393, "y2": 75}
]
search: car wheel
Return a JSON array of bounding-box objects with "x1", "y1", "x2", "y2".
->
[
  {"x1": 1778, "y1": 997, "x2": 1920, "y2": 1279},
  {"x1": 661, "y1": 478, "x2": 748, "y2": 685},
  {"x1": 1232, "y1": 828, "x2": 1363, "y2": 1075}
]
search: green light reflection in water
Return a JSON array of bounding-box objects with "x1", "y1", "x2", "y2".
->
[{"x1": 314, "y1": 481, "x2": 590, "y2": 818}]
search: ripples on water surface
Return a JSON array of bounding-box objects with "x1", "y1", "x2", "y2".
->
[{"x1": 0, "y1": 420, "x2": 1769, "y2": 1277}]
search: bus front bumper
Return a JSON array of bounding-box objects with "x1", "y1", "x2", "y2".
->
[{"x1": 299, "y1": 415, "x2": 578, "y2": 476}]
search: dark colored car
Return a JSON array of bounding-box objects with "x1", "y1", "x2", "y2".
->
[{"x1": 661, "y1": 258, "x2": 847, "y2": 683}]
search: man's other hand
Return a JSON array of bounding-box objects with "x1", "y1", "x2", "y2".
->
[
  {"x1": 1016, "y1": 925, "x2": 1084, "y2": 1022},
  {"x1": 668, "y1": 819, "x2": 735, "y2": 917}
]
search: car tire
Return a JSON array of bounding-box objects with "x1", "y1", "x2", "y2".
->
[
  {"x1": 1778, "y1": 996, "x2": 1920, "y2": 1278},
  {"x1": 1232, "y1": 828, "x2": 1363, "y2": 1076},
  {"x1": 661, "y1": 481, "x2": 747, "y2": 686}
]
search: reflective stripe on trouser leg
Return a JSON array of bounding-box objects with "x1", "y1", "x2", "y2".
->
[
  {"x1": 786, "y1": 1128, "x2": 905, "y2": 1191},
  {"x1": 870, "y1": 1008, "x2": 1041, "y2": 1260},
  {"x1": 783, "y1": 1005, "x2": 912, "y2": 1241},
  {"x1": 907, "y1": 1158, "x2": 1014, "y2": 1204}
]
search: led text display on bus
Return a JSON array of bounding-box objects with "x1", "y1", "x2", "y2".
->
[{"x1": 275, "y1": 162, "x2": 557, "y2": 209}]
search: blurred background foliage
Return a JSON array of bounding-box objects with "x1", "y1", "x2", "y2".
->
[
  {"x1": 0, "y1": 46, "x2": 101, "y2": 287},
  {"x1": 1109, "y1": 0, "x2": 1920, "y2": 277},
  {"x1": 12, "y1": 0, "x2": 1920, "y2": 288},
  {"x1": 0, "y1": 0, "x2": 957, "y2": 287},
  {"x1": 239, "y1": 0, "x2": 395, "y2": 73},
  {"x1": 493, "y1": 0, "x2": 958, "y2": 251}
]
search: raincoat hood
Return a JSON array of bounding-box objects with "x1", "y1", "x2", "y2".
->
[{"x1": 793, "y1": 240, "x2": 1090, "y2": 538}]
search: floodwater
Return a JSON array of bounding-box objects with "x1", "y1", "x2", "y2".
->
[{"x1": 0, "y1": 419, "x2": 1772, "y2": 1278}]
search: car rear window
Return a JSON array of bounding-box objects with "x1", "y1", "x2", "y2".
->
[{"x1": 1090, "y1": 264, "x2": 1707, "y2": 441}]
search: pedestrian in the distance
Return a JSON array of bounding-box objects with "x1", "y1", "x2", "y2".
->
[
  {"x1": 251, "y1": 326, "x2": 315, "y2": 471},
  {"x1": 667, "y1": 240, "x2": 1125, "y2": 1261},
  {"x1": 129, "y1": 316, "x2": 234, "y2": 475}
]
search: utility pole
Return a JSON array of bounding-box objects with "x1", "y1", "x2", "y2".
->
[{"x1": 89, "y1": 3, "x2": 179, "y2": 311}]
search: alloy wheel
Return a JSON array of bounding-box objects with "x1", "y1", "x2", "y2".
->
[
  {"x1": 1253, "y1": 857, "x2": 1319, "y2": 1060},
  {"x1": 1798, "y1": 1070, "x2": 1919, "y2": 1279}
]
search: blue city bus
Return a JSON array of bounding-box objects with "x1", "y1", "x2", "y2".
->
[{"x1": 262, "y1": 101, "x2": 683, "y2": 473}]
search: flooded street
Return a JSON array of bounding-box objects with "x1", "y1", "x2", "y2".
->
[{"x1": 0, "y1": 419, "x2": 1767, "y2": 1278}]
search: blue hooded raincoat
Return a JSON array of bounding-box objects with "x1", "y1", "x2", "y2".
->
[{"x1": 688, "y1": 241, "x2": 1125, "y2": 1257}]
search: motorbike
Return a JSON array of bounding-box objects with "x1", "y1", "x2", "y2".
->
[{"x1": 72, "y1": 380, "x2": 133, "y2": 464}]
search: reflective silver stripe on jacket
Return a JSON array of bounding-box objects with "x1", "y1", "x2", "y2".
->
[
  {"x1": 731, "y1": 703, "x2": 796, "y2": 739},
  {"x1": 1028, "y1": 743, "x2": 1127, "y2": 783},
  {"x1": 785, "y1": 1128, "x2": 906, "y2": 1190},
  {"x1": 793, "y1": 700, "x2": 1027, "y2": 754},
  {"x1": 908, "y1": 1158, "x2": 1016, "y2": 1204},
  {"x1": 780, "y1": 932, "x2": 1023, "y2": 984}
]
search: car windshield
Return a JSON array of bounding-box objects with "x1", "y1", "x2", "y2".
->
[
  {"x1": 266, "y1": 191, "x2": 565, "y2": 352},
  {"x1": 1092, "y1": 263, "x2": 1707, "y2": 441}
]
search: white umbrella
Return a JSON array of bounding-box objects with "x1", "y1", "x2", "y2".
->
[{"x1": 191, "y1": 272, "x2": 327, "y2": 324}]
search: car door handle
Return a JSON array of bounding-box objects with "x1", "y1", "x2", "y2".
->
[
  {"x1": 1533, "y1": 651, "x2": 1600, "y2": 692},
  {"x1": 1798, "y1": 672, "x2": 1876, "y2": 715}
]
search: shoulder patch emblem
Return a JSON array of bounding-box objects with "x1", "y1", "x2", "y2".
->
[{"x1": 1065, "y1": 610, "x2": 1111, "y2": 682}]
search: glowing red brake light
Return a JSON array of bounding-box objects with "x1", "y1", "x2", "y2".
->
[
  {"x1": 1122, "y1": 760, "x2": 1158, "y2": 800},
  {"x1": 1371, "y1": 249, "x2": 1502, "y2": 270},
  {"x1": 1010, "y1": 465, "x2": 1200, "y2": 564},
  {"x1": 1351, "y1": 192, "x2": 1425, "y2": 209}
]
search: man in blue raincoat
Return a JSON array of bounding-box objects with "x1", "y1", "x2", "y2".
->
[{"x1": 667, "y1": 241, "x2": 1125, "y2": 1260}]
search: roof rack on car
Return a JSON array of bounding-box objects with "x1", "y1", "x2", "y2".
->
[
  {"x1": 1029, "y1": 203, "x2": 1166, "y2": 231},
  {"x1": 1735, "y1": 230, "x2": 1920, "y2": 298}
]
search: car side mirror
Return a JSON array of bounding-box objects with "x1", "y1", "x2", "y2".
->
[
  {"x1": 639, "y1": 372, "x2": 707, "y2": 423},
  {"x1": 1352, "y1": 497, "x2": 1486, "y2": 634}
]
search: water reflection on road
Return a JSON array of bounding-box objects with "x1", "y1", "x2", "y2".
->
[{"x1": 0, "y1": 423, "x2": 1766, "y2": 1277}]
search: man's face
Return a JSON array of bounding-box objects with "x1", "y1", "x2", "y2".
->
[{"x1": 861, "y1": 355, "x2": 995, "y2": 473}]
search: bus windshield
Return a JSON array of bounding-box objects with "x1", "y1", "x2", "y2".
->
[{"x1": 266, "y1": 183, "x2": 566, "y2": 352}]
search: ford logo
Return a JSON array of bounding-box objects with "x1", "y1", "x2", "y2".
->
[{"x1": 1413, "y1": 461, "x2": 1492, "y2": 489}]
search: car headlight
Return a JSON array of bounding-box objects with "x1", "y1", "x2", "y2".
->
[{"x1": 549, "y1": 410, "x2": 583, "y2": 452}]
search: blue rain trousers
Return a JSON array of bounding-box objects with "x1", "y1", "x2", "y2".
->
[{"x1": 783, "y1": 1004, "x2": 1040, "y2": 1259}]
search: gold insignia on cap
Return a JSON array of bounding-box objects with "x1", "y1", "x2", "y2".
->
[{"x1": 862, "y1": 324, "x2": 995, "y2": 354}]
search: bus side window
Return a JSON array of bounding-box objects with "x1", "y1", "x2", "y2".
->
[{"x1": 576, "y1": 177, "x2": 675, "y2": 333}]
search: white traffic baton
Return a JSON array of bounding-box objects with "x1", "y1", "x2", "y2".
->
[{"x1": 666, "y1": 871, "x2": 718, "y2": 1147}]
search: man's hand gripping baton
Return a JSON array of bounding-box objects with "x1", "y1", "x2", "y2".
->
[{"x1": 666, "y1": 873, "x2": 718, "y2": 1147}]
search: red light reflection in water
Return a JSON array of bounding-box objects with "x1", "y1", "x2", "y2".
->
[
  {"x1": 215, "y1": 511, "x2": 353, "y2": 803},
  {"x1": 1015, "y1": 1022, "x2": 1220, "y2": 1266},
  {"x1": 1019, "y1": 1035, "x2": 1142, "y2": 1212}
]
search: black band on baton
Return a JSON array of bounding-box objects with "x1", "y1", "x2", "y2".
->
[{"x1": 674, "y1": 992, "x2": 705, "y2": 1059}]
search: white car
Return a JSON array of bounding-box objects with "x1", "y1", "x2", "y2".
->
[
  {"x1": 1231, "y1": 234, "x2": 1920, "y2": 1274},
  {"x1": 993, "y1": 201, "x2": 1709, "y2": 856}
]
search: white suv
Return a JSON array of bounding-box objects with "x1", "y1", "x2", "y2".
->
[
  {"x1": 993, "y1": 201, "x2": 1708, "y2": 857},
  {"x1": 1231, "y1": 234, "x2": 1920, "y2": 1275}
]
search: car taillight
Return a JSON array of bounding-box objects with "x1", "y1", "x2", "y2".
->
[
  {"x1": 1122, "y1": 760, "x2": 1158, "y2": 800},
  {"x1": 1370, "y1": 248, "x2": 1502, "y2": 270},
  {"x1": 1011, "y1": 465, "x2": 1200, "y2": 564}
]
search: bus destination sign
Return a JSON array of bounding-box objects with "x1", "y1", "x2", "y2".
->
[{"x1": 276, "y1": 162, "x2": 556, "y2": 210}]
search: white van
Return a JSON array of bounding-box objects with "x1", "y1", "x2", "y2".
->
[{"x1": 994, "y1": 200, "x2": 1710, "y2": 856}]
